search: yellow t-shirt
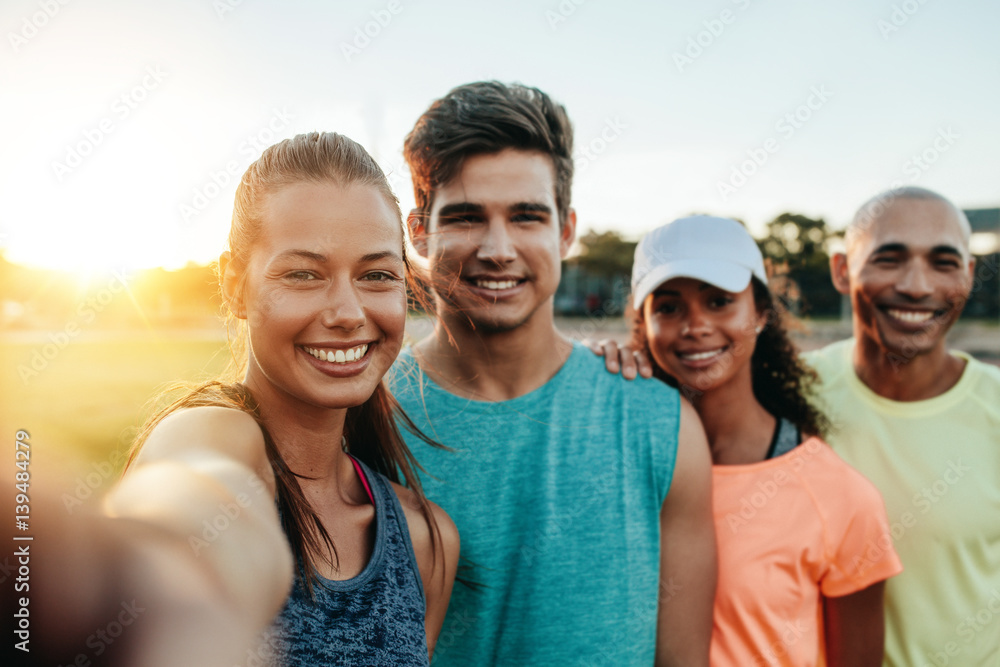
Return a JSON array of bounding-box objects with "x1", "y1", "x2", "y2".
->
[
  {"x1": 805, "y1": 339, "x2": 1000, "y2": 667},
  {"x1": 711, "y1": 437, "x2": 902, "y2": 666}
]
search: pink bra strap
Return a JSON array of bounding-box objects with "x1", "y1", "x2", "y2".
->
[{"x1": 348, "y1": 455, "x2": 375, "y2": 506}]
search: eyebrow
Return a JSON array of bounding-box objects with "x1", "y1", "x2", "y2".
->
[
  {"x1": 436, "y1": 201, "x2": 553, "y2": 218},
  {"x1": 275, "y1": 249, "x2": 327, "y2": 262},
  {"x1": 437, "y1": 203, "x2": 483, "y2": 219},
  {"x1": 273, "y1": 249, "x2": 403, "y2": 264},
  {"x1": 872, "y1": 243, "x2": 964, "y2": 256},
  {"x1": 359, "y1": 250, "x2": 404, "y2": 263},
  {"x1": 511, "y1": 202, "x2": 553, "y2": 215}
]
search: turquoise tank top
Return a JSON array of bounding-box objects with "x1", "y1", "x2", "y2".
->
[{"x1": 389, "y1": 342, "x2": 680, "y2": 666}]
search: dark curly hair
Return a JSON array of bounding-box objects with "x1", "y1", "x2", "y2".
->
[{"x1": 628, "y1": 277, "x2": 829, "y2": 439}]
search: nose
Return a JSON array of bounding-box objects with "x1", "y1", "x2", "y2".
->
[
  {"x1": 681, "y1": 305, "x2": 712, "y2": 337},
  {"x1": 320, "y1": 280, "x2": 365, "y2": 331},
  {"x1": 895, "y1": 260, "x2": 933, "y2": 301},
  {"x1": 476, "y1": 220, "x2": 517, "y2": 266}
]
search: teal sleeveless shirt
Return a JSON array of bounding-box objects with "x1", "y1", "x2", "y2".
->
[{"x1": 389, "y1": 342, "x2": 680, "y2": 666}]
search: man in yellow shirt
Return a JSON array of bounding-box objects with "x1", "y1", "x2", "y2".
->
[{"x1": 804, "y1": 186, "x2": 1000, "y2": 666}]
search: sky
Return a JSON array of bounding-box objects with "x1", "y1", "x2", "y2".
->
[{"x1": 1, "y1": 0, "x2": 998, "y2": 273}]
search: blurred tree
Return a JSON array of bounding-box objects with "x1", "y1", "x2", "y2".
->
[
  {"x1": 757, "y1": 213, "x2": 840, "y2": 317},
  {"x1": 575, "y1": 230, "x2": 637, "y2": 278}
]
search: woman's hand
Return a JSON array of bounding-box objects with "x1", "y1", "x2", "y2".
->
[{"x1": 582, "y1": 338, "x2": 654, "y2": 380}]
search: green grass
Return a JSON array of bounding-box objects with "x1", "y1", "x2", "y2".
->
[{"x1": 0, "y1": 334, "x2": 230, "y2": 472}]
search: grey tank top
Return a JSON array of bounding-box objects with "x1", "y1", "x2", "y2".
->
[{"x1": 262, "y1": 457, "x2": 429, "y2": 666}]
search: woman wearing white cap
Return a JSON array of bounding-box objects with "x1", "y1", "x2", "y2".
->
[{"x1": 593, "y1": 216, "x2": 902, "y2": 666}]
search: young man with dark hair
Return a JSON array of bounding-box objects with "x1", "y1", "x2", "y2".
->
[
  {"x1": 390, "y1": 81, "x2": 716, "y2": 666},
  {"x1": 805, "y1": 186, "x2": 1000, "y2": 666}
]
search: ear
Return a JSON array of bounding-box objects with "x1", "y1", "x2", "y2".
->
[
  {"x1": 219, "y1": 251, "x2": 247, "y2": 319},
  {"x1": 559, "y1": 208, "x2": 577, "y2": 258},
  {"x1": 408, "y1": 208, "x2": 429, "y2": 259},
  {"x1": 754, "y1": 310, "x2": 768, "y2": 335},
  {"x1": 830, "y1": 252, "x2": 850, "y2": 295}
]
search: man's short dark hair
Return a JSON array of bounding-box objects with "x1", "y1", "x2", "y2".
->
[{"x1": 403, "y1": 81, "x2": 574, "y2": 225}]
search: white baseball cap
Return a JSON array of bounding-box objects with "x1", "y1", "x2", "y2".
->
[{"x1": 631, "y1": 215, "x2": 768, "y2": 310}]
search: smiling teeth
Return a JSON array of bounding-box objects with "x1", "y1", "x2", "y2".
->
[
  {"x1": 679, "y1": 349, "x2": 724, "y2": 361},
  {"x1": 304, "y1": 344, "x2": 368, "y2": 363},
  {"x1": 476, "y1": 279, "x2": 518, "y2": 290},
  {"x1": 887, "y1": 309, "x2": 934, "y2": 323}
]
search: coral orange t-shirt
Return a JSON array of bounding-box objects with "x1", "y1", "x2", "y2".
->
[{"x1": 710, "y1": 437, "x2": 903, "y2": 666}]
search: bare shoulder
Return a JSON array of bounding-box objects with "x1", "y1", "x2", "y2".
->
[
  {"x1": 663, "y1": 396, "x2": 712, "y2": 507},
  {"x1": 390, "y1": 482, "x2": 459, "y2": 561},
  {"x1": 136, "y1": 406, "x2": 269, "y2": 475},
  {"x1": 676, "y1": 396, "x2": 709, "y2": 454}
]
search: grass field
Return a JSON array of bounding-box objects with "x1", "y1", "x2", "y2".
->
[{"x1": 0, "y1": 333, "x2": 232, "y2": 481}]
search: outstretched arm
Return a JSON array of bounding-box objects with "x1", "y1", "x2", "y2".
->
[
  {"x1": 655, "y1": 397, "x2": 716, "y2": 667},
  {"x1": 108, "y1": 406, "x2": 294, "y2": 627},
  {"x1": 25, "y1": 406, "x2": 294, "y2": 667},
  {"x1": 823, "y1": 582, "x2": 886, "y2": 667}
]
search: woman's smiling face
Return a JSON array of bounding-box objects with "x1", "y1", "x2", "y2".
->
[
  {"x1": 236, "y1": 179, "x2": 407, "y2": 411},
  {"x1": 642, "y1": 277, "x2": 765, "y2": 395}
]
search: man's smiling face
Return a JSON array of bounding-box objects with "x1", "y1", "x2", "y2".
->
[
  {"x1": 836, "y1": 196, "x2": 975, "y2": 362},
  {"x1": 412, "y1": 148, "x2": 575, "y2": 334}
]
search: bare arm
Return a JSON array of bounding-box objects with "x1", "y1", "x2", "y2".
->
[
  {"x1": 24, "y1": 406, "x2": 293, "y2": 667},
  {"x1": 656, "y1": 397, "x2": 716, "y2": 667},
  {"x1": 395, "y1": 486, "x2": 460, "y2": 658},
  {"x1": 823, "y1": 582, "x2": 886, "y2": 667},
  {"x1": 106, "y1": 407, "x2": 294, "y2": 630}
]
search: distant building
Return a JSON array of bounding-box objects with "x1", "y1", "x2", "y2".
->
[
  {"x1": 967, "y1": 208, "x2": 1000, "y2": 254},
  {"x1": 964, "y1": 208, "x2": 1000, "y2": 319}
]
